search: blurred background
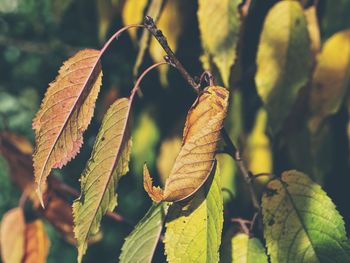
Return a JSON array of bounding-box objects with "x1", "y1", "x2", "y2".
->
[{"x1": 0, "y1": 0, "x2": 349, "y2": 262}]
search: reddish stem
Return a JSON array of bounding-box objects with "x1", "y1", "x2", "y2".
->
[
  {"x1": 130, "y1": 61, "x2": 168, "y2": 101},
  {"x1": 100, "y1": 24, "x2": 144, "y2": 56}
]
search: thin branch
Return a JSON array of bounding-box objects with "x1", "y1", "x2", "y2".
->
[
  {"x1": 130, "y1": 60, "x2": 169, "y2": 101},
  {"x1": 235, "y1": 151, "x2": 260, "y2": 210},
  {"x1": 143, "y1": 16, "x2": 261, "y2": 211},
  {"x1": 231, "y1": 218, "x2": 250, "y2": 235},
  {"x1": 143, "y1": 16, "x2": 199, "y2": 92}
]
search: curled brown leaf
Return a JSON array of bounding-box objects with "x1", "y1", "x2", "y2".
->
[{"x1": 144, "y1": 86, "x2": 229, "y2": 202}]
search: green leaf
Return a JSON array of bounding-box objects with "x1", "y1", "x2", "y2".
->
[
  {"x1": 262, "y1": 170, "x2": 350, "y2": 263},
  {"x1": 255, "y1": 0, "x2": 312, "y2": 133},
  {"x1": 73, "y1": 98, "x2": 132, "y2": 263},
  {"x1": 197, "y1": 0, "x2": 241, "y2": 86},
  {"x1": 164, "y1": 163, "x2": 223, "y2": 263},
  {"x1": 221, "y1": 231, "x2": 268, "y2": 263},
  {"x1": 308, "y1": 29, "x2": 350, "y2": 133},
  {"x1": 119, "y1": 203, "x2": 168, "y2": 263}
]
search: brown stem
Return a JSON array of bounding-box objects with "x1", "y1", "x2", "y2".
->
[{"x1": 143, "y1": 16, "x2": 199, "y2": 92}]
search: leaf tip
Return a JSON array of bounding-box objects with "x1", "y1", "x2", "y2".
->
[
  {"x1": 143, "y1": 164, "x2": 164, "y2": 203},
  {"x1": 36, "y1": 187, "x2": 45, "y2": 209}
]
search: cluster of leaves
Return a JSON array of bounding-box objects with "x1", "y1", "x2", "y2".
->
[{"x1": 1, "y1": 0, "x2": 350, "y2": 262}]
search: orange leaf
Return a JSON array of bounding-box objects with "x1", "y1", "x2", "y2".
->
[
  {"x1": 0, "y1": 208, "x2": 25, "y2": 263},
  {"x1": 144, "y1": 86, "x2": 229, "y2": 202},
  {"x1": 22, "y1": 220, "x2": 50, "y2": 263},
  {"x1": 143, "y1": 164, "x2": 164, "y2": 203},
  {"x1": 32, "y1": 49, "x2": 103, "y2": 205}
]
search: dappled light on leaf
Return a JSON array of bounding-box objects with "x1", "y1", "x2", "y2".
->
[{"x1": 262, "y1": 171, "x2": 350, "y2": 263}]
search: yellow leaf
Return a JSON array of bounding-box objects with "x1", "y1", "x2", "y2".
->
[
  {"x1": 73, "y1": 98, "x2": 132, "y2": 263},
  {"x1": 308, "y1": 29, "x2": 350, "y2": 133},
  {"x1": 122, "y1": 0, "x2": 148, "y2": 42},
  {"x1": 23, "y1": 220, "x2": 50, "y2": 263},
  {"x1": 149, "y1": 0, "x2": 182, "y2": 86},
  {"x1": 33, "y1": 49, "x2": 102, "y2": 205},
  {"x1": 197, "y1": 0, "x2": 241, "y2": 86},
  {"x1": 304, "y1": 6, "x2": 321, "y2": 55},
  {"x1": 255, "y1": 0, "x2": 312, "y2": 133},
  {"x1": 245, "y1": 109, "x2": 272, "y2": 178},
  {"x1": 0, "y1": 208, "x2": 25, "y2": 263},
  {"x1": 144, "y1": 86, "x2": 229, "y2": 202},
  {"x1": 164, "y1": 164, "x2": 223, "y2": 262}
]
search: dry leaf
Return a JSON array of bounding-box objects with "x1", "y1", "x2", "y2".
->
[
  {"x1": 144, "y1": 86, "x2": 229, "y2": 202},
  {"x1": 22, "y1": 220, "x2": 50, "y2": 263},
  {"x1": 0, "y1": 208, "x2": 25, "y2": 263},
  {"x1": 33, "y1": 49, "x2": 103, "y2": 205}
]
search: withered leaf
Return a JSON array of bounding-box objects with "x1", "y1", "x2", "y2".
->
[
  {"x1": 33, "y1": 49, "x2": 103, "y2": 205},
  {"x1": 144, "y1": 86, "x2": 229, "y2": 202}
]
